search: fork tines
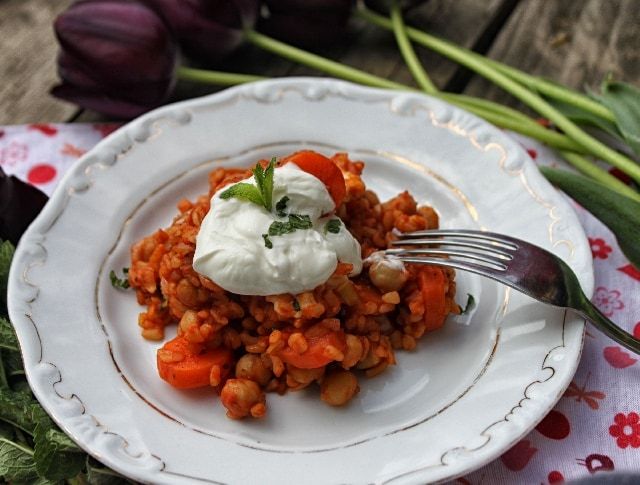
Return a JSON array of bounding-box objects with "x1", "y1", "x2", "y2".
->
[{"x1": 389, "y1": 229, "x2": 518, "y2": 271}]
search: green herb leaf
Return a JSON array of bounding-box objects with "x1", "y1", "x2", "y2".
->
[
  {"x1": 598, "y1": 80, "x2": 640, "y2": 157},
  {"x1": 275, "y1": 196, "x2": 290, "y2": 217},
  {"x1": 324, "y1": 219, "x2": 342, "y2": 234},
  {"x1": 0, "y1": 240, "x2": 15, "y2": 317},
  {"x1": 33, "y1": 421, "x2": 84, "y2": 481},
  {"x1": 541, "y1": 167, "x2": 640, "y2": 267},
  {"x1": 0, "y1": 387, "x2": 49, "y2": 435},
  {"x1": 0, "y1": 437, "x2": 38, "y2": 482},
  {"x1": 219, "y1": 183, "x2": 264, "y2": 207},
  {"x1": 292, "y1": 298, "x2": 301, "y2": 312},
  {"x1": 268, "y1": 214, "x2": 313, "y2": 237},
  {"x1": 109, "y1": 268, "x2": 130, "y2": 290},
  {"x1": 461, "y1": 294, "x2": 476, "y2": 314},
  {"x1": 252, "y1": 163, "x2": 265, "y2": 201},
  {"x1": 262, "y1": 157, "x2": 276, "y2": 211},
  {"x1": 262, "y1": 234, "x2": 273, "y2": 249},
  {"x1": 87, "y1": 456, "x2": 133, "y2": 484},
  {"x1": 0, "y1": 317, "x2": 18, "y2": 353}
]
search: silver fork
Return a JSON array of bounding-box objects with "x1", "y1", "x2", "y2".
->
[{"x1": 388, "y1": 229, "x2": 640, "y2": 355}]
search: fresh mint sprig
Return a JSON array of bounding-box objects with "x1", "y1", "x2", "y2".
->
[{"x1": 220, "y1": 157, "x2": 277, "y2": 212}]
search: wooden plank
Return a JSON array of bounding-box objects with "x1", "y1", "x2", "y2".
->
[
  {"x1": 75, "y1": 0, "x2": 513, "y2": 122},
  {"x1": 463, "y1": 0, "x2": 640, "y2": 109},
  {"x1": 0, "y1": 0, "x2": 78, "y2": 124},
  {"x1": 287, "y1": 0, "x2": 512, "y2": 89}
]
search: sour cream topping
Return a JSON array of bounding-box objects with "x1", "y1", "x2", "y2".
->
[{"x1": 193, "y1": 163, "x2": 363, "y2": 296}]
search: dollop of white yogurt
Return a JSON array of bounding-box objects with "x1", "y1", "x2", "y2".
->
[{"x1": 193, "y1": 164, "x2": 363, "y2": 295}]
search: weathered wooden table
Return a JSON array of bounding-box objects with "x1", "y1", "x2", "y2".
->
[{"x1": 1, "y1": 0, "x2": 639, "y2": 124}]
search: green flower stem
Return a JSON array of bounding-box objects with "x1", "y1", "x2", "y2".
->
[
  {"x1": 454, "y1": 103, "x2": 586, "y2": 152},
  {"x1": 177, "y1": 66, "x2": 265, "y2": 85},
  {"x1": 559, "y1": 151, "x2": 640, "y2": 202},
  {"x1": 357, "y1": 5, "x2": 640, "y2": 184},
  {"x1": 243, "y1": 29, "x2": 585, "y2": 154},
  {"x1": 482, "y1": 58, "x2": 615, "y2": 123},
  {"x1": 388, "y1": 1, "x2": 588, "y2": 156},
  {"x1": 244, "y1": 29, "x2": 408, "y2": 90},
  {"x1": 357, "y1": 5, "x2": 615, "y2": 123},
  {"x1": 390, "y1": 0, "x2": 438, "y2": 94}
]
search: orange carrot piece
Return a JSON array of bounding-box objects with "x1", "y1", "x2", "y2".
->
[
  {"x1": 157, "y1": 336, "x2": 233, "y2": 389},
  {"x1": 282, "y1": 150, "x2": 346, "y2": 208},
  {"x1": 418, "y1": 267, "x2": 448, "y2": 332}
]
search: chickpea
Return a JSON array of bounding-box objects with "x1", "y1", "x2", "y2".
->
[
  {"x1": 287, "y1": 365, "x2": 324, "y2": 386},
  {"x1": 220, "y1": 378, "x2": 266, "y2": 419},
  {"x1": 369, "y1": 260, "x2": 408, "y2": 292},
  {"x1": 320, "y1": 370, "x2": 359, "y2": 406},
  {"x1": 341, "y1": 335, "x2": 364, "y2": 369},
  {"x1": 235, "y1": 354, "x2": 272, "y2": 386}
]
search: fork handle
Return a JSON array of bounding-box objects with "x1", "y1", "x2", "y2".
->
[{"x1": 576, "y1": 292, "x2": 640, "y2": 355}]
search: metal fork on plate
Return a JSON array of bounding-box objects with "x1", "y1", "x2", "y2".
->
[{"x1": 387, "y1": 229, "x2": 640, "y2": 355}]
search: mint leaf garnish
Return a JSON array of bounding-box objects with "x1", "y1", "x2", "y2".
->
[
  {"x1": 461, "y1": 294, "x2": 476, "y2": 314},
  {"x1": 221, "y1": 158, "x2": 277, "y2": 212},
  {"x1": 109, "y1": 268, "x2": 130, "y2": 290},
  {"x1": 262, "y1": 157, "x2": 276, "y2": 211},
  {"x1": 268, "y1": 214, "x2": 313, "y2": 236},
  {"x1": 220, "y1": 182, "x2": 264, "y2": 207},
  {"x1": 262, "y1": 234, "x2": 273, "y2": 249},
  {"x1": 292, "y1": 298, "x2": 301, "y2": 312},
  {"x1": 275, "y1": 196, "x2": 290, "y2": 217},
  {"x1": 324, "y1": 219, "x2": 341, "y2": 234}
]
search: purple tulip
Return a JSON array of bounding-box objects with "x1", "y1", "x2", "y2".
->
[
  {"x1": 142, "y1": 0, "x2": 259, "y2": 63},
  {"x1": 0, "y1": 167, "x2": 48, "y2": 245},
  {"x1": 52, "y1": 0, "x2": 177, "y2": 119},
  {"x1": 258, "y1": 0, "x2": 354, "y2": 48}
]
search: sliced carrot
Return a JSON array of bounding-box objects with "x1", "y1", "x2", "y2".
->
[
  {"x1": 157, "y1": 336, "x2": 234, "y2": 389},
  {"x1": 281, "y1": 150, "x2": 346, "y2": 208},
  {"x1": 278, "y1": 331, "x2": 347, "y2": 369},
  {"x1": 418, "y1": 267, "x2": 448, "y2": 332}
]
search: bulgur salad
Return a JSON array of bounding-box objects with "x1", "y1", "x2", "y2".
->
[{"x1": 126, "y1": 151, "x2": 460, "y2": 419}]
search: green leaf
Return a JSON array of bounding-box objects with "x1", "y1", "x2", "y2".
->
[
  {"x1": 219, "y1": 183, "x2": 264, "y2": 207},
  {"x1": 3, "y1": 347, "x2": 24, "y2": 378},
  {"x1": 540, "y1": 167, "x2": 640, "y2": 267},
  {"x1": 550, "y1": 98, "x2": 622, "y2": 141},
  {"x1": 262, "y1": 157, "x2": 276, "y2": 211},
  {"x1": 0, "y1": 387, "x2": 49, "y2": 435},
  {"x1": 0, "y1": 316, "x2": 19, "y2": 352},
  {"x1": 268, "y1": 214, "x2": 313, "y2": 237},
  {"x1": 86, "y1": 457, "x2": 132, "y2": 485},
  {"x1": 109, "y1": 269, "x2": 130, "y2": 290},
  {"x1": 324, "y1": 219, "x2": 342, "y2": 234},
  {"x1": 599, "y1": 80, "x2": 640, "y2": 157},
  {"x1": 252, "y1": 163, "x2": 266, "y2": 196},
  {"x1": 33, "y1": 421, "x2": 84, "y2": 481},
  {"x1": 262, "y1": 234, "x2": 273, "y2": 249},
  {"x1": 0, "y1": 437, "x2": 38, "y2": 482},
  {"x1": 275, "y1": 196, "x2": 290, "y2": 217},
  {"x1": 461, "y1": 294, "x2": 476, "y2": 314},
  {"x1": 0, "y1": 240, "x2": 15, "y2": 317}
]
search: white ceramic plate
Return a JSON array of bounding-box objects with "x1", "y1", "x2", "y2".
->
[{"x1": 8, "y1": 79, "x2": 592, "y2": 484}]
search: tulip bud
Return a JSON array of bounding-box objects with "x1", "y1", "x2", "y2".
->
[
  {"x1": 52, "y1": 0, "x2": 177, "y2": 118},
  {"x1": 364, "y1": 0, "x2": 429, "y2": 14},
  {"x1": 142, "y1": 0, "x2": 259, "y2": 63},
  {"x1": 0, "y1": 167, "x2": 48, "y2": 245},
  {"x1": 257, "y1": 0, "x2": 354, "y2": 48}
]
